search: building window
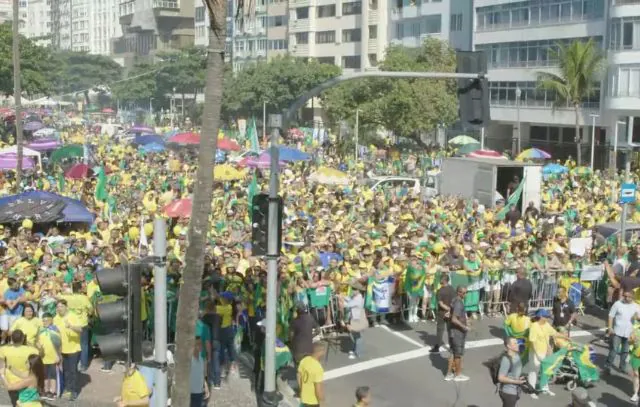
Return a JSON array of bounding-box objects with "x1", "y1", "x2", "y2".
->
[
  {"x1": 295, "y1": 32, "x2": 309, "y2": 44},
  {"x1": 315, "y1": 30, "x2": 335, "y2": 44},
  {"x1": 342, "y1": 28, "x2": 361, "y2": 42},
  {"x1": 395, "y1": 15, "x2": 441, "y2": 38},
  {"x1": 342, "y1": 1, "x2": 362, "y2": 15},
  {"x1": 368, "y1": 53, "x2": 378, "y2": 66},
  {"x1": 369, "y1": 25, "x2": 377, "y2": 39},
  {"x1": 317, "y1": 56, "x2": 334, "y2": 64},
  {"x1": 269, "y1": 15, "x2": 286, "y2": 26},
  {"x1": 195, "y1": 6, "x2": 205, "y2": 22},
  {"x1": 268, "y1": 39, "x2": 288, "y2": 49},
  {"x1": 476, "y1": 0, "x2": 604, "y2": 32},
  {"x1": 342, "y1": 55, "x2": 361, "y2": 69},
  {"x1": 295, "y1": 7, "x2": 309, "y2": 19},
  {"x1": 317, "y1": 4, "x2": 336, "y2": 18},
  {"x1": 450, "y1": 13, "x2": 462, "y2": 31},
  {"x1": 370, "y1": 0, "x2": 378, "y2": 10},
  {"x1": 488, "y1": 81, "x2": 600, "y2": 109}
]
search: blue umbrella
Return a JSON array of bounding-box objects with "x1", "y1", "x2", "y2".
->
[
  {"x1": 134, "y1": 134, "x2": 164, "y2": 146},
  {"x1": 542, "y1": 163, "x2": 568, "y2": 175},
  {"x1": 0, "y1": 191, "x2": 93, "y2": 223},
  {"x1": 277, "y1": 146, "x2": 311, "y2": 162},
  {"x1": 140, "y1": 143, "x2": 165, "y2": 153},
  {"x1": 215, "y1": 150, "x2": 226, "y2": 163}
]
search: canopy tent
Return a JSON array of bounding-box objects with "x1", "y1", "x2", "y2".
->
[
  {"x1": 50, "y1": 144, "x2": 84, "y2": 164},
  {"x1": 0, "y1": 154, "x2": 36, "y2": 171},
  {"x1": 24, "y1": 97, "x2": 72, "y2": 107},
  {"x1": 0, "y1": 191, "x2": 93, "y2": 223},
  {"x1": 27, "y1": 139, "x2": 62, "y2": 152},
  {"x1": 0, "y1": 146, "x2": 42, "y2": 169}
]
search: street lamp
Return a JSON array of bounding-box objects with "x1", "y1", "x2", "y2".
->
[
  {"x1": 514, "y1": 87, "x2": 522, "y2": 156},
  {"x1": 354, "y1": 109, "x2": 360, "y2": 163},
  {"x1": 263, "y1": 100, "x2": 267, "y2": 144}
]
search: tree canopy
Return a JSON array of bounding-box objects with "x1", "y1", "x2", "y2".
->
[
  {"x1": 221, "y1": 56, "x2": 341, "y2": 119},
  {"x1": 321, "y1": 37, "x2": 459, "y2": 143}
]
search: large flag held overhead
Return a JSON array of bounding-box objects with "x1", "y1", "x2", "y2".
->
[
  {"x1": 538, "y1": 345, "x2": 599, "y2": 388},
  {"x1": 496, "y1": 178, "x2": 525, "y2": 220},
  {"x1": 248, "y1": 117, "x2": 260, "y2": 153},
  {"x1": 247, "y1": 173, "x2": 258, "y2": 220},
  {"x1": 94, "y1": 166, "x2": 108, "y2": 202}
]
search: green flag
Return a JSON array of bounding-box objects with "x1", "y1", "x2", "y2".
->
[
  {"x1": 57, "y1": 172, "x2": 65, "y2": 193},
  {"x1": 570, "y1": 345, "x2": 599, "y2": 384},
  {"x1": 496, "y1": 178, "x2": 525, "y2": 221},
  {"x1": 538, "y1": 348, "x2": 568, "y2": 388},
  {"x1": 248, "y1": 118, "x2": 260, "y2": 153},
  {"x1": 94, "y1": 166, "x2": 108, "y2": 202},
  {"x1": 404, "y1": 265, "x2": 426, "y2": 297}
]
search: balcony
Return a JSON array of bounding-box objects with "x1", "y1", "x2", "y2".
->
[
  {"x1": 290, "y1": 43, "x2": 309, "y2": 57},
  {"x1": 368, "y1": 10, "x2": 378, "y2": 23},
  {"x1": 119, "y1": 0, "x2": 134, "y2": 17},
  {"x1": 610, "y1": 0, "x2": 640, "y2": 18},
  {"x1": 288, "y1": 19, "x2": 311, "y2": 32},
  {"x1": 153, "y1": 0, "x2": 179, "y2": 8},
  {"x1": 289, "y1": 0, "x2": 310, "y2": 6}
]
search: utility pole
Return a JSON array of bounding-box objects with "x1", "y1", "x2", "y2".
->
[
  {"x1": 152, "y1": 218, "x2": 168, "y2": 407},
  {"x1": 12, "y1": 0, "x2": 23, "y2": 190},
  {"x1": 263, "y1": 100, "x2": 267, "y2": 144},
  {"x1": 354, "y1": 109, "x2": 360, "y2": 163},
  {"x1": 262, "y1": 128, "x2": 282, "y2": 407},
  {"x1": 480, "y1": 127, "x2": 485, "y2": 150},
  {"x1": 589, "y1": 113, "x2": 599, "y2": 171}
]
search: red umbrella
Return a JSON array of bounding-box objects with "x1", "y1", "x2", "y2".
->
[
  {"x1": 467, "y1": 149, "x2": 507, "y2": 159},
  {"x1": 164, "y1": 198, "x2": 192, "y2": 218},
  {"x1": 102, "y1": 108, "x2": 114, "y2": 113},
  {"x1": 218, "y1": 138, "x2": 241, "y2": 151},
  {"x1": 168, "y1": 132, "x2": 200, "y2": 145},
  {"x1": 65, "y1": 163, "x2": 93, "y2": 179}
]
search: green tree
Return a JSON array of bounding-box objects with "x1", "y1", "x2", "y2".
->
[
  {"x1": 51, "y1": 51, "x2": 124, "y2": 95},
  {"x1": 222, "y1": 56, "x2": 341, "y2": 119},
  {"x1": 111, "y1": 61, "x2": 158, "y2": 106},
  {"x1": 155, "y1": 46, "x2": 207, "y2": 112},
  {"x1": 537, "y1": 38, "x2": 603, "y2": 166},
  {"x1": 321, "y1": 37, "x2": 459, "y2": 145},
  {"x1": 0, "y1": 22, "x2": 56, "y2": 97}
]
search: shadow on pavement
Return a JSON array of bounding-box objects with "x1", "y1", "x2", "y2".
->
[
  {"x1": 488, "y1": 325, "x2": 504, "y2": 339},
  {"x1": 428, "y1": 352, "x2": 448, "y2": 376},
  {"x1": 597, "y1": 391, "x2": 628, "y2": 406},
  {"x1": 416, "y1": 330, "x2": 433, "y2": 346}
]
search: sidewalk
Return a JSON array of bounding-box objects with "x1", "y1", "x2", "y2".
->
[{"x1": 209, "y1": 358, "x2": 258, "y2": 407}]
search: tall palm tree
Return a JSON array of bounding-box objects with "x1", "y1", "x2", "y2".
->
[
  {"x1": 12, "y1": 0, "x2": 23, "y2": 189},
  {"x1": 537, "y1": 39, "x2": 603, "y2": 166}
]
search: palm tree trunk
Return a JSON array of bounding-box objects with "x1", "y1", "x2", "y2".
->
[
  {"x1": 12, "y1": 0, "x2": 23, "y2": 190},
  {"x1": 170, "y1": 2, "x2": 226, "y2": 406},
  {"x1": 574, "y1": 104, "x2": 581, "y2": 166}
]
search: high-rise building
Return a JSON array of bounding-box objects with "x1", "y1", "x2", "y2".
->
[
  {"x1": 0, "y1": 0, "x2": 11, "y2": 24},
  {"x1": 22, "y1": 0, "x2": 52, "y2": 46},
  {"x1": 51, "y1": 0, "x2": 72, "y2": 49},
  {"x1": 89, "y1": 0, "x2": 122, "y2": 55},
  {"x1": 111, "y1": 0, "x2": 196, "y2": 68}
]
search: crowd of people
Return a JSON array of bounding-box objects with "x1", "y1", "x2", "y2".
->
[{"x1": 0, "y1": 116, "x2": 636, "y2": 407}]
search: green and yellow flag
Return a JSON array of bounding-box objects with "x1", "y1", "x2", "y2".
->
[
  {"x1": 496, "y1": 178, "x2": 525, "y2": 221},
  {"x1": 404, "y1": 265, "x2": 426, "y2": 297}
]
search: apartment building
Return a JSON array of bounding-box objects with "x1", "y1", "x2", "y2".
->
[
  {"x1": 0, "y1": 0, "x2": 11, "y2": 24},
  {"x1": 89, "y1": 0, "x2": 122, "y2": 55},
  {"x1": 111, "y1": 0, "x2": 196, "y2": 68},
  {"x1": 195, "y1": 0, "x2": 289, "y2": 71},
  {"x1": 22, "y1": 0, "x2": 51, "y2": 46}
]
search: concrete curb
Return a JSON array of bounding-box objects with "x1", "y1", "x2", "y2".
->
[{"x1": 237, "y1": 352, "x2": 299, "y2": 407}]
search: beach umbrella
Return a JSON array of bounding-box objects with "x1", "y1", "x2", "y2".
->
[
  {"x1": 456, "y1": 143, "x2": 481, "y2": 155},
  {"x1": 277, "y1": 146, "x2": 311, "y2": 162},
  {"x1": 164, "y1": 198, "x2": 192, "y2": 218},
  {"x1": 33, "y1": 127, "x2": 56, "y2": 138},
  {"x1": 23, "y1": 121, "x2": 44, "y2": 131},
  {"x1": 542, "y1": 163, "x2": 568, "y2": 175},
  {"x1": 449, "y1": 135, "x2": 479, "y2": 145},
  {"x1": 467, "y1": 149, "x2": 506, "y2": 159},
  {"x1": 65, "y1": 163, "x2": 93, "y2": 179},
  {"x1": 168, "y1": 132, "x2": 200, "y2": 145},
  {"x1": 214, "y1": 164, "x2": 245, "y2": 181},
  {"x1": 309, "y1": 166, "x2": 351, "y2": 185},
  {"x1": 218, "y1": 138, "x2": 241, "y2": 151},
  {"x1": 50, "y1": 144, "x2": 83, "y2": 164},
  {"x1": 517, "y1": 148, "x2": 551, "y2": 160},
  {"x1": 0, "y1": 154, "x2": 35, "y2": 171},
  {"x1": 139, "y1": 143, "x2": 165, "y2": 153},
  {"x1": 27, "y1": 139, "x2": 61, "y2": 152},
  {"x1": 239, "y1": 152, "x2": 285, "y2": 169},
  {"x1": 129, "y1": 125, "x2": 154, "y2": 133},
  {"x1": 0, "y1": 191, "x2": 93, "y2": 223},
  {"x1": 134, "y1": 134, "x2": 164, "y2": 146}
]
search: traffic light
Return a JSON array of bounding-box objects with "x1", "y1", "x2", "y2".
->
[
  {"x1": 94, "y1": 264, "x2": 143, "y2": 363},
  {"x1": 457, "y1": 51, "x2": 490, "y2": 126},
  {"x1": 251, "y1": 193, "x2": 283, "y2": 256}
]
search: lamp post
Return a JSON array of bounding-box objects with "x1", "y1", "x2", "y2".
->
[
  {"x1": 263, "y1": 100, "x2": 267, "y2": 144},
  {"x1": 589, "y1": 113, "x2": 599, "y2": 170},
  {"x1": 354, "y1": 109, "x2": 360, "y2": 163}
]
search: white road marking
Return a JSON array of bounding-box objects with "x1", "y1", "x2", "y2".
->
[
  {"x1": 379, "y1": 324, "x2": 425, "y2": 348},
  {"x1": 324, "y1": 327, "x2": 606, "y2": 381}
]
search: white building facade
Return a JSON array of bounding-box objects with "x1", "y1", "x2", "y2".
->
[
  {"x1": 22, "y1": 0, "x2": 52, "y2": 46},
  {"x1": 89, "y1": 0, "x2": 122, "y2": 55}
]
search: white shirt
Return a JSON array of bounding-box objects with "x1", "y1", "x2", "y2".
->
[
  {"x1": 609, "y1": 300, "x2": 640, "y2": 338},
  {"x1": 189, "y1": 355, "x2": 206, "y2": 394}
]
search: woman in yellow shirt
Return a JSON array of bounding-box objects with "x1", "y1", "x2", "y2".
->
[
  {"x1": 10, "y1": 304, "x2": 42, "y2": 347},
  {"x1": 114, "y1": 364, "x2": 151, "y2": 407},
  {"x1": 1, "y1": 354, "x2": 45, "y2": 407}
]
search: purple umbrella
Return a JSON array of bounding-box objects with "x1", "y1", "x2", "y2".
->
[
  {"x1": 129, "y1": 125, "x2": 154, "y2": 134},
  {"x1": 244, "y1": 152, "x2": 286, "y2": 169},
  {"x1": 27, "y1": 139, "x2": 61, "y2": 152},
  {"x1": 0, "y1": 154, "x2": 35, "y2": 170},
  {"x1": 23, "y1": 121, "x2": 45, "y2": 131}
]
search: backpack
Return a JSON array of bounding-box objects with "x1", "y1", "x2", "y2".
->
[{"x1": 488, "y1": 352, "x2": 511, "y2": 386}]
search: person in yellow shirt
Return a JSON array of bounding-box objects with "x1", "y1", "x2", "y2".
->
[
  {"x1": 216, "y1": 293, "x2": 237, "y2": 376},
  {"x1": 529, "y1": 309, "x2": 568, "y2": 396},
  {"x1": 298, "y1": 342, "x2": 326, "y2": 407},
  {"x1": 10, "y1": 305, "x2": 42, "y2": 347},
  {"x1": 58, "y1": 282, "x2": 93, "y2": 372},
  {"x1": 114, "y1": 364, "x2": 151, "y2": 407},
  {"x1": 0, "y1": 330, "x2": 39, "y2": 406},
  {"x1": 53, "y1": 300, "x2": 82, "y2": 401},
  {"x1": 35, "y1": 313, "x2": 61, "y2": 401},
  {"x1": 0, "y1": 353, "x2": 45, "y2": 407}
]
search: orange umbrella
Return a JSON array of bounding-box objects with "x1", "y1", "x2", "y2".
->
[{"x1": 163, "y1": 198, "x2": 192, "y2": 218}]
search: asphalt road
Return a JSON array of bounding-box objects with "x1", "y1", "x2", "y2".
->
[{"x1": 283, "y1": 312, "x2": 638, "y2": 407}]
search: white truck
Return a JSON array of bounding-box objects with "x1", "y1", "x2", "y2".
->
[{"x1": 437, "y1": 157, "x2": 542, "y2": 213}]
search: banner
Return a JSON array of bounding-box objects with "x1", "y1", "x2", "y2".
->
[{"x1": 365, "y1": 276, "x2": 400, "y2": 313}]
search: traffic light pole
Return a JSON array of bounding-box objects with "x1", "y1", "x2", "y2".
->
[
  {"x1": 152, "y1": 218, "x2": 168, "y2": 407},
  {"x1": 262, "y1": 129, "x2": 282, "y2": 407}
]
